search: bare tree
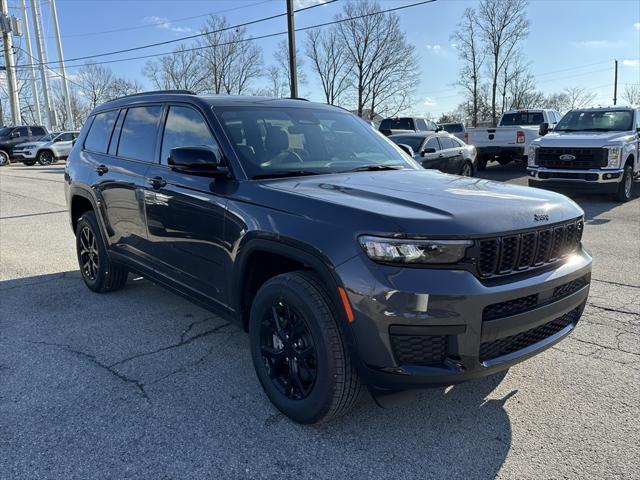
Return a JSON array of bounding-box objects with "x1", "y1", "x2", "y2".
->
[
  {"x1": 52, "y1": 83, "x2": 89, "y2": 129},
  {"x1": 451, "y1": 8, "x2": 485, "y2": 127},
  {"x1": 563, "y1": 86, "x2": 596, "y2": 110},
  {"x1": 143, "y1": 45, "x2": 207, "y2": 92},
  {"x1": 273, "y1": 39, "x2": 307, "y2": 97},
  {"x1": 305, "y1": 28, "x2": 351, "y2": 104},
  {"x1": 622, "y1": 84, "x2": 640, "y2": 105},
  {"x1": 336, "y1": 0, "x2": 419, "y2": 119},
  {"x1": 477, "y1": 0, "x2": 529, "y2": 125},
  {"x1": 76, "y1": 63, "x2": 115, "y2": 109},
  {"x1": 197, "y1": 16, "x2": 263, "y2": 95},
  {"x1": 507, "y1": 69, "x2": 544, "y2": 109},
  {"x1": 544, "y1": 92, "x2": 570, "y2": 113}
]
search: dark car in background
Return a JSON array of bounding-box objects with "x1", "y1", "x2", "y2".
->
[
  {"x1": 65, "y1": 91, "x2": 591, "y2": 424},
  {"x1": 0, "y1": 125, "x2": 48, "y2": 166},
  {"x1": 379, "y1": 116, "x2": 438, "y2": 136},
  {"x1": 390, "y1": 131, "x2": 477, "y2": 176},
  {"x1": 438, "y1": 122, "x2": 467, "y2": 142}
]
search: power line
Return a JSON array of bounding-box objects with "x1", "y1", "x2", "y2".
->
[
  {"x1": 16, "y1": 0, "x2": 340, "y2": 68},
  {"x1": 15, "y1": 0, "x2": 437, "y2": 70}
]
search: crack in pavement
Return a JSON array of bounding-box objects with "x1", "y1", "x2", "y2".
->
[
  {"x1": 587, "y1": 303, "x2": 640, "y2": 316},
  {"x1": 568, "y1": 336, "x2": 640, "y2": 357},
  {"x1": 592, "y1": 277, "x2": 640, "y2": 289},
  {"x1": 29, "y1": 340, "x2": 150, "y2": 401}
]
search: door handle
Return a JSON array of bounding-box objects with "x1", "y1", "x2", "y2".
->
[
  {"x1": 147, "y1": 176, "x2": 167, "y2": 189},
  {"x1": 438, "y1": 154, "x2": 444, "y2": 158},
  {"x1": 95, "y1": 164, "x2": 108, "y2": 175}
]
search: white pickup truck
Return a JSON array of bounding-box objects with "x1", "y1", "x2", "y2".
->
[
  {"x1": 528, "y1": 106, "x2": 640, "y2": 202},
  {"x1": 466, "y1": 109, "x2": 562, "y2": 170}
]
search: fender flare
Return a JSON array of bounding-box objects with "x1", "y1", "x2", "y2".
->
[{"x1": 68, "y1": 185, "x2": 110, "y2": 240}]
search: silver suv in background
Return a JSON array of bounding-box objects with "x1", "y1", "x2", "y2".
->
[
  {"x1": 13, "y1": 131, "x2": 80, "y2": 166},
  {"x1": 528, "y1": 106, "x2": 640, "y2": 202}
]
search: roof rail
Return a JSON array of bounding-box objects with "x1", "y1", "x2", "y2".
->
[
  {"x1": 289, "y1": 97, "x2": 310, "y2": 101},
  {"x1": 110, "y1": 89, "x2": 196, "y2": 101}
]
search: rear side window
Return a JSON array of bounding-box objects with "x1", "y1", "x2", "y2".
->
[
  {"x1": 415, "y1": 118, "x2": 428, "y2": 130},
  {"x1": 31, "y1": 127, "x2": 46, "y2": 136},
  {"x1": 160, "y1": 106, "x2": 216, "y2": 164},
  {"x1": 84, "y1": 110, "x2": 119, "y2": 153},
  {"x1": 438, "y1": 137, "x2": 456, "y2": 149},
  {"x1": 117, "y1": 105, "x2": 163, "y2": 162}
]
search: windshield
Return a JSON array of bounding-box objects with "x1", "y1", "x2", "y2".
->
[
  {"x1": 555, "y1": 110, "x2": 634, "y2": 132},
  {"x1": 217, "y1": 106, "x2": 416, "y2": 179},
  {"x1": 0, "y1": 127, "x2": 13, "y2": 136},
  {"x1": 379, "y1": 118, "x2": 413, "y2": 131},
  {"x1": 389, "y1": 135, "x2": 424, "y2": 151},
  {"x1": 500, "y1": 112, "x2": 544, "y2": 126},
  {"x1": 441, "y1": 123, "x2": 464, "y2": 133}
]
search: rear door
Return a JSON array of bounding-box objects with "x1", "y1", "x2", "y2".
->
[{"x1": 144, "y1": 103, "x2": 229, "y2": 306}]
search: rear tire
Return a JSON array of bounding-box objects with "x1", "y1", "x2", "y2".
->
[
  {"x1": 75, "y1": 211, "x2": 128, "y2": 293},
  {"x1": 249, "y1": 271, "x2": 361, "y2": 424},
  {"x1": 614, "y1": 164, "x2": 634, "y2": 202}
]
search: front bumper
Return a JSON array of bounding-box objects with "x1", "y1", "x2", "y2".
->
[
  {"x1": 12, "y1": 149, "x2": 37, "y2": 160},
  {"x1": 337, "y1": 249, "x2": 592, "y2": 389},
  {"x1": 527, "y1": 167, "x2": 622, "y2": 193}
]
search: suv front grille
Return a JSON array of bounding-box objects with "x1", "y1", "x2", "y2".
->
[
  {"x1": 537, "y1": 147, "x2": 607, "y2": 169},
  {"x1": 479, "y1": 308, "x2": 579, "y2": 362},
  {"x1": 476, "y1": 219, "x2": 583, "y2": 278},
  {"x1": 390, "y1": 334, "x2": 446, "y2": 365}
]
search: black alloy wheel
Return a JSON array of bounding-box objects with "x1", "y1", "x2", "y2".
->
[
  {"x1": 79, "y1": 225, "x2": 99, "y2": 282},
  {"x1": 38, "y1": 150, "x2": 54, "y2": 165}
]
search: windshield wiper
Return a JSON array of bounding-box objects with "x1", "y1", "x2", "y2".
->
[
  {"x1": 252, "y1": 170, "x2": 321, "y2": 180},
  {"x1": 343, "y1": 164, "x2": 405, "y2": 173}
]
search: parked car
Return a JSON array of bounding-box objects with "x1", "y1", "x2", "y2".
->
[
  {"x1": 466, "y1": 109, "x2": 562, "y2": 170},
  {"x1": 528, "y1": 106, "x2": 640, "y2": 202},
  {"x1": 438, "y1": 122, "x2": 467, "y2": 142},
  {"x1": 0, "y1": 125, "x2": 48, "y2": 166},
  {"x1": 379, "y1": 116, "x2": 438, "y2": 136},
  {"x1": 13, "y1": 131, "x2": 79, "y2": 166},
  {"x1": 389, "y1": 132, "x2": 477, "y2": 176},
  {"x1": 66, "y1": 91, "x2": 591, "y2": 424}
]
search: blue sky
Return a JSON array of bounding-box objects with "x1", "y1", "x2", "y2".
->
[{"x1": 12, "y1": 0, "x2": 640, "y2": 116}]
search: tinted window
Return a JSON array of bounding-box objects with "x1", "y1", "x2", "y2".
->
[
  {"x1": 438, "y1": 137, "x2": 456, "y2": 149},
  {"x1": 31, "y1": 127, "x2": 46, "y2": 136},
  {"x1": 451, "y1": 137, "x2": 466, "y2": 147},
  {"x1": 415, "y1": 118, "x2": 428, "y2": 130},
  {"x1": 15, "y1": 127, "x2": 29, "y2": 137},
  {"x1": 390, "y1": 135, "x2": 424, "y2": 151},
  {"x1": 425, "y1": 137, "x2": 440, "y2": 151},
  {"x1": 84, "y1": 110, "x2": 119, "y2": 153},
  {"x1": 160, "y1": 106, "x2": 216, "y2": 164},
  {"x1": 58, "y1": 133, "x2": 74, "y2": 141},
  {"x1": 118, "y1": 105, "x2": 162, "y2": 161},
  {"x1": 441, "y1": 123, "x2": 464, "y2": 133},
  {"x1": 500, "y1": 112, "x2": 544, "y2": 126},
  {"x1": 379, "y1": 118, "x2": 414, "y2": 131}
]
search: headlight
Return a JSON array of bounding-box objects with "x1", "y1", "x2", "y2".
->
[
  {"x1": 359, "y1": 235, "x2": 472, "y2": 264},
  {"x1": 604, "y1": 146, "x2": 622, "y2": 168},
  {"x1": 528, "y1": 145, "x2": 539, "y2": 166}
]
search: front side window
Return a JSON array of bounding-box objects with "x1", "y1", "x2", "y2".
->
[
  {"x1": 58, "y1": 133, "x2": 74, "y2": 142},
  {"x1": 84, "y1": 110, "x2": 119, "y2": 153},
  {"x1": 217, "y1": 107, "x2": 416, "y2": 179},
  {"x1": 118, "y1": 105, "x2": 163, "y2": 161},
  {"x1": 555, "y1": 110, "x2": 634, "y2": 132},
  {"x1": 425, "y1": 137, "x2": 440, "y2": 151},
  {"x1": 15, "y1": 127, "x2": 29, "y2": 137},
  {"x1": 160, "y1": 106, "x2": 216, "y2": 164}
]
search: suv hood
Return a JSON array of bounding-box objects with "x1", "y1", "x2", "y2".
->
[
  {"x1": 15, "y1": 140, "x2": 48, "y2": 149},
  {"x1": 263, "y1": 170, "x2": 583, "y2": 236},
  {"x1": 534, "y1": 131, "x2": 634, "y2": 147}
]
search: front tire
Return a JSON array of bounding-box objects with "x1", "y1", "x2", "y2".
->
[
  {"x1": 37, "y1": 150, "x2": 55, "y2": 166},
  {"x1": 0, "y1": 150, "x2": 9, "y2": 166},
  {"x1": 75, "y1": 211, "x2": 128, "y2": 293},
  {"x1": 249, "y1": 271, "x2": 361, "y2": 424},
  {"x1": 614, "y1": 164, "x2": 634, "y2": 202}
]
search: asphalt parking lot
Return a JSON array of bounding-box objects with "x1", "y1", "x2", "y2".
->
[{"x1": 1, "y1": 163, "x2": 638, "y2": 480}]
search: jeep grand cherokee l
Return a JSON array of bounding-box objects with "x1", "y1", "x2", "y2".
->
[{"x1": 64, "y1": 91, "x2": 592, "y2": 424}]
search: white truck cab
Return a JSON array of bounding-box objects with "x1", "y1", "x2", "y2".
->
[{"x1": 527, "y1": 106, "x2": 640, "y2": 202}]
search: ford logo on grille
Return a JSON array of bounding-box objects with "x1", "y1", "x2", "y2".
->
[{"x1": 559, "y1": 154, "x2": 576, "y2": 161}]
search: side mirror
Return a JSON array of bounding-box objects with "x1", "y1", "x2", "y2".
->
[
  {"x1": 539, "y1": 122, "x2": 549, "y2": 136},
  {"x1": 396, "y1": 144, "x2": 415, "y2": 157},
  {"x1": 421, "y1": 147, "x2": 436, "y2": 156},
  {"x1": 168, "y1": 145, "x2": 225, "y2": 175},
  {"x1": 53, "y1": 137, "x2": 62, "y2": 143}
]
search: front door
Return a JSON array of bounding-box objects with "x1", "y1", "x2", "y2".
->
[
  {"x1": 437, "y1": 136, "x2": 464, "y2": 174},
  {"x1": 144, "y1": 104, "x2": 229, "y2": 306},
  {"x1": 421, "y1": 136, "x2": 445, "y2": 171}
]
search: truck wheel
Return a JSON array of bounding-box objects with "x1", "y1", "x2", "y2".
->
[
  {"x1": 37, "y1": 150, "x2": 55, "y2": 166},
  {"x1": 0, "y1": 150, "x2": 9, "y2": 166},
  {"x1": 249, "y1": 271, "x2": 361, "y2": 424},
  {"x1": 477, "y1": 157, "x2": 488, "y2": 171},
  {"x1": 75, "y1": 211, "x2": 128, "y2": 293},
  {"x1": 614, "y1": 164, "x2": 634, "y2": 202}
]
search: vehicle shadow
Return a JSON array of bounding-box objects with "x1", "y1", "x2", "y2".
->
[
  {"x1": 0, "y1": 270, "x2": 514, "y2": 479},
  {"x1": 476, "y1": 161, "x2": 527, "y2": 182}
]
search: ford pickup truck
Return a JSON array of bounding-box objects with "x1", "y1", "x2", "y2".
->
[
  {"x1": 528, "y1": 106, "x2": 640, "y2": 202},
  {"x1": 467, "y1": 109, "x2": 562, "y2": 170}
]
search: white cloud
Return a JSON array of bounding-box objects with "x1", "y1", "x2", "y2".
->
[
  {"x1": 423, "y1": 97, "x2": 437, "y2": 107},
  {"x1": 425, "y1": 44, "x2": 443, "y2": 55},
  {"x1": 634, "y1": 22, "x2": 640, "y2": 30},
  {"x1": 143, "y1": 16, "x2": 192, "y2": 34},
  {"x1": 294, "y1": 0, "x2": 330, "y2": 8},
  {"x1": 622, "y1": 59, "x2": 639, "y2": 67},
  {"x1": 572, "y1": 40, "x2": 626, "y2": 48}
]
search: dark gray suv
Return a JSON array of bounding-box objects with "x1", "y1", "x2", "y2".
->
[{"x1": 65, "y1": 91, "x2": 592, "y2": 424}]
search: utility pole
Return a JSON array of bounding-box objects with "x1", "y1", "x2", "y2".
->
[
  {"x1": 286, "y1": 0, "x2": 297, "y2": 98},
  {"x1": 20, "y1": 0, "x2": 41, "y2": 125},
  {"x1": 30, "y1": 0, "x2": 55, "y2": 129},
  {"x1": 1, "y1": 0, "x2": 21, "y2": 125},
  {"x1": 49, "y1": 0, "x2": 71, "y2": 128},
  {"x1": 613, "y1": 59, "x2": 618, "y2": 106}
]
